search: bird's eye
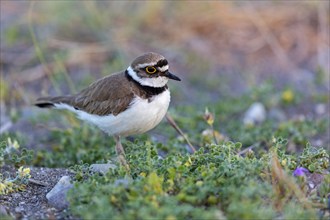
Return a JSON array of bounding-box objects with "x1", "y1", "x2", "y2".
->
[{"x1": 145, "y1": 66, "x2": 157, "y2": 74}]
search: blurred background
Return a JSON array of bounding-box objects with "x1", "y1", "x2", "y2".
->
[{"x1": 1, "y1": 1, "x2": 329, "y2": 147}]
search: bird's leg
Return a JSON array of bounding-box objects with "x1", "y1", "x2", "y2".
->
[
  {"x1": 114, "y1": 135, "x2": 125, "y2": 156},
  {"x1": 114, "y1": 135, "x2": 130, "y2": 170}
]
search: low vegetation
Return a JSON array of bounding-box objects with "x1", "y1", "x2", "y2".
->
[{"x1": 1, "y1": 82, "x2": 329, "y2": 219}]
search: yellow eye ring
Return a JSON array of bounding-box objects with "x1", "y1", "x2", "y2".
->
[{"x1": 145, "y1": 66, "x2": 157, "y2": 74}]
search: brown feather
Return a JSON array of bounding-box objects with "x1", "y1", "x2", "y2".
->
[
  {"x1": 35, "y1": 71, "x2": 167, "y2": 116},
  {"x1": 69, "y1": 72, "x2": 135, "y2": 116},
  {"x1": 131, "y1": 52, "x2": 164, "y2": 67}
]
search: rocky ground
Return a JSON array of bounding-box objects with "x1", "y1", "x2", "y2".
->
[{"x1": 1, "y1": 166, "x2": 74, "y2": 219}]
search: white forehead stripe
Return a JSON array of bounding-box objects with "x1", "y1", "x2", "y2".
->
[
  {"x1": 127, "y1": 66, "x2": 168, "y2": 88},
  {"x1": 135, "y1": 63, "x2": 169, "y2": 72},
  {"x1": 136, "y1": 62, "x2": 158, "y2": 69},
  {"x1": 158, "y1": 65, "x2": 169, "y2": 72}
]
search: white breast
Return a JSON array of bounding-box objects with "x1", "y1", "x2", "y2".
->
[{"x1": 54, "y1": 90, "x2": 171, "y2": 137}]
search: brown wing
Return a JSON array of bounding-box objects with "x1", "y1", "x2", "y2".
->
[
  {"x1": 35, "y1": 72, "x2": 134, "y2": 116},
  {"x1": 70, "y1": 72, "x2": 134, "y2": 116}
]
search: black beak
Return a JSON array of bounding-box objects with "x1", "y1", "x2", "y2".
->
[{"x1": 164, "y1": 71, "x2": 181, "y2": 81}]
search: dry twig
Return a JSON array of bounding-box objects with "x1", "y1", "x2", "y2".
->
[
  {"x1": 28, "y1": 178, "x2": 48, "y2": 187},
  {"x1": 165, "y1": 113, "x2": 196, "y2": 153}
]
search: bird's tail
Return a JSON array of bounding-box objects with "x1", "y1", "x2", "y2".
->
[{"x1": 35, "y1": 96, "x2": 72, "y2": 108}]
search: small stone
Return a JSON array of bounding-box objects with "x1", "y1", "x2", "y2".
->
[
  {"x1": 89, "y1": 163, "x2": 117, "y2": 175},
  {"x1": 46, "y1": 176, "x2": 73, "y2": 210},
  {"x1": 308, "y1": 183, "x2": 315, "y2": 189},
  {"x1": 12, "y1": 193, "x2": 21, "y2": 199},
  {"x1": 268, "y1": 108, "x2": 286, "y2": 122},
  {"x1": 0, "y1": 205, "x2": 9, "y2": 215},
  {"x1": 293, "y1": 114, "x2": 305, "y2": 122},
  {"x1": 201, "y1": 129, "x2": 229, "y2": 143},
  {"x1": 114, "y1": 178, "x2": 130, "y2": 187},
  {"x1": 14, "y1": 206, "x2": 24, "y2": 213},
  {"x1": 315, "y1": 103, "x2": 326, "y2": 115},
  {"x1": 313, "y1": 139, "x2": 323, "y2": 146},
  {"x1": 243, "y1": 102, "x2": 266, "y2": 126}
]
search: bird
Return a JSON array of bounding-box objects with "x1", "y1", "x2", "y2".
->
[{"x1": 35, "y1": 52, "x2": 181, "y2": 167}]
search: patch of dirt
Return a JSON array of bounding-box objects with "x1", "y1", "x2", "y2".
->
[{"x1": 0, "y1": 166, "x2": 75, "y2": 219}]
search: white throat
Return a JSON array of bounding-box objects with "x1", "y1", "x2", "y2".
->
[{"x1": 127, "y1": 66, "x2": 168, "y2": 88}]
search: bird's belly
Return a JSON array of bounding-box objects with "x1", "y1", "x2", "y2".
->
[{"x1": 77, "y1": 90, "x2": 171, "y2": 137}]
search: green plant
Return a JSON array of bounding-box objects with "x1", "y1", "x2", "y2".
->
[
  {"x1": 0, "y1": 166, "x2": 31, "y2": 195},
  {"x1": 66, "y1": 138, "x2": 328, "y2": 219},
  {"x1": 0, "y1": 137, "x2": 33, "y2": 167}
]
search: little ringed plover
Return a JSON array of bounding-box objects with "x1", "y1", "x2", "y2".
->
[{"x1": 35, "y1": 52, "x2": 181, "y2": 166}]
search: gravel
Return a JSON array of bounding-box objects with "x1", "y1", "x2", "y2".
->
[{"x1": 0, "y1": 166, "x2": 76, "y2": 219}]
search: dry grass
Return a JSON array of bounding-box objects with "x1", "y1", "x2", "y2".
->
[{"x1": 0, "y1": 1, "x2": 329, "y2": 120}]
